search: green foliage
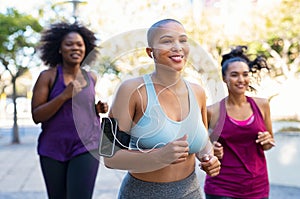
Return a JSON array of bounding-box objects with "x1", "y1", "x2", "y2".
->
[
  {"x1": 192, "y1": 0, "x2": 300, "y2": 79},
  {"x1": 0, "y1": 8, "x2": 42, "y2": 83},
  {"x1": 265, "y1": 0, "x2": 300, "y2": 39},
  {"x1": 0, "y1": 8, "x2": 42, "y2": 54}
]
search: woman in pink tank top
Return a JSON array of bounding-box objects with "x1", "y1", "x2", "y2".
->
[{"x1": 204, "y1": 46, "x2": 275, "y2": 199}]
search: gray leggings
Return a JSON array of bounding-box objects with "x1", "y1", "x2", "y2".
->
[
  {"x1": 118, "y1": 172, "x2": 203, "y2": 199},
  {"x1": 205, "y1": 194, "x2": 268, "y2": 199}
]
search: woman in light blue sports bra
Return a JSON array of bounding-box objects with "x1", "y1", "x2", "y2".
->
[
  {"x1": 129, "y1": 73, "x2": 208, "y2": 154},
  {"x1": 103, "y1": 19, "x2": 220, "y2": 199}
]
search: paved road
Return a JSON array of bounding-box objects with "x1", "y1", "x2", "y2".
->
[
  {"x1": 0, "y1": 124, "x2": 300, "y2": 199},
  {"x1": 0, "y1": 125, "x2": 126, "y2": 199}
]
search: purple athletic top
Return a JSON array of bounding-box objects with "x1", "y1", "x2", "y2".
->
[
  {"x1": 205, "y1": 96, "x2": 269, "y2": 198},
  {"x1": 37, "y1": 65, "x2": 100, "y2": 161}
]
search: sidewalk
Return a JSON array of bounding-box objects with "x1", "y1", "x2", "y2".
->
[
  {"x1": 1, "y1": 125, "x2": 300, "y2": 199},
  {"x1": 0, "y1": 126, "x2": 125, "y2": 199}
]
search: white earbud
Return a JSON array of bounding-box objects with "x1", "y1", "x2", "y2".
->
[{"x1": 151, "y1": 51, "x2": 154, "y2": 59}]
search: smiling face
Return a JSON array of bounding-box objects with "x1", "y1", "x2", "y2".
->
[
  {"x1": 223, "y1": 61, "x2": 250, "y2": 95},
  {"x1": 149, "y1": 21, "x2": 189, "y2": 72},
  {"x1": 60, "y1": 32, "x2": 86, "y2": 66}
]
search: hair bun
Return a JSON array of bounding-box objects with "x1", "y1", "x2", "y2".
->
[{"x1": 221, "y1": 46, "x2": 249, "y2": 66}]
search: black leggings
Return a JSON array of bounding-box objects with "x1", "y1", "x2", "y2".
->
[{"x1": 40, "y1": 151, "x2": 99, "y2": 199}]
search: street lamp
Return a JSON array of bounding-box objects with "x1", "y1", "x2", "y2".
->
[{"x1": 57, "y1": 0, "x2": 87, "y2": 22}]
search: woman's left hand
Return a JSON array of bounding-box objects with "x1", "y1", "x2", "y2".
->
[
  {"x1": 256, "y1": 131, "x2": 275, "y2": 150},
  {"x1": 96, "y1": 100, "x2": 108, "y2": 114}
]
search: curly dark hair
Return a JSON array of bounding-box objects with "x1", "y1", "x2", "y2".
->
[
  {"x1": 37, "y1": 21, "x2": 98, "y2": 67},
  {"x1": 221, "y1": 45, "x2": 270, "y2": 91},
  {"x1": 221, "y1": 45, "x2": 270, "y2": 76}
]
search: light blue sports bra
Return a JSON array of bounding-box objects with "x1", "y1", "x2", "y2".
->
[{"x1": 129, "y1": 74, "x2": 209, "y2": 154}]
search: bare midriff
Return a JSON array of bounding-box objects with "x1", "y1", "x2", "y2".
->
[{"x1": 130, "y1": 154, "x2": 196, "y2": 182}]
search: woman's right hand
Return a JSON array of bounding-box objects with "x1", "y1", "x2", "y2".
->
[
  {"x1": 154, "y1": 135, "x2": 189, "y2": 165},
  {"x1": 199, "y1": 155, "x2": 221, "y2": 177},
  {"x1": 62, "y1": 80, "x2": 82, "y2": 100},
  {"x1": 213, "y1": 141, "x2": 223, "y2": 160}
]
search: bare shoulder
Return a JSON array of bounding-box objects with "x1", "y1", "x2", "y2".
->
[
  {"x1": 252, "y1": 96, "x2": 270, "y2": 109},
  {"x1": 36, "y1": 67, "x2": 56, "y2": 84},
  {"x1": 109, "y1": 76, "x2": 145, "y2": 121},
  {"x1": 117, "y1": 76, "x2": 145, "y2": 94},
  {"x1": 207, "y1": 101, "x2": 221, "y2": 128},
  {"x1": 32, "y1": 68, "x2": 56, "y2": 98},
  {"x1": 188, "y1": 81, "x2": 207, "y2": 109},
  {"x1": 111, "y1": 76, "x2": 146, "y2": 104},
  {"x1": 88, "y1": 70, "x2": 98, "y2": 82},
  {"x1": 207, "y1": 102, "x2": 220, "y2": 115},
  {"x1": 40, "y1": 67, "x2": 56, "y2": 77},
  {"x1": 188, "y1": 81, "x2": 206, "y2": 96}
]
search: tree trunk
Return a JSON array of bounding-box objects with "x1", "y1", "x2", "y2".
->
[{"x1": 12, "y1": 77, "x2": 20, "y2": 144}]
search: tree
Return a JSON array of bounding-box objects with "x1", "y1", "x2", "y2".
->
[
  {"x1": 0, "y1": 8, "x2": 42, "y2": 144},
  {"x1": 260, "y1": 0, "x2": 300, "y2": 79}
]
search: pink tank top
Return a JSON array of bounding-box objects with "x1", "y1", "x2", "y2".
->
[{"x1": 205, "y1": 96, "x2": 269, "y2": 198}]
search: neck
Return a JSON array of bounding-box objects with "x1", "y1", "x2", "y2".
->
[
  {"x1": 62, "y1": 64, "x2": 81, "y2": 75},
  {"x1": 226, "y1": 94, "x2": 247, "y2": 106},
  {"x1": 151, "y1": 71, "x2": 182, "y2": 88}
]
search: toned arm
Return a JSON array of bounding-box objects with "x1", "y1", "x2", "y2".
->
[
  {"x1": 254, "y1": 97, "x2": 275, "y2": 150},
  {"x1": 31, "y1": 69, "x2": 72, "y2": 123}
]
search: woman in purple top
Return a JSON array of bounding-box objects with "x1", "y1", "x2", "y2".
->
[
  {"x1": 31, "y1": 22, "x2": 108, "y2": 199},
  {"x1": 205, "y1": 46, "x2": 275, "y2": 199}
]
